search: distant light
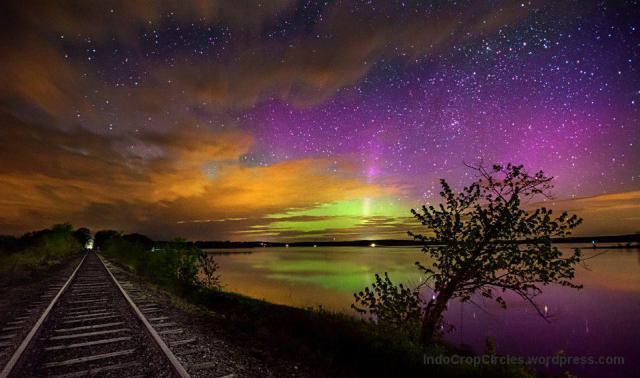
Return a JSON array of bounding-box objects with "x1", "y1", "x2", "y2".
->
[
  {"x1": 285, "y1": 244, "x2": 289, "y2": 248},
  {"x1": 313, "y1": 244, "x2": 317, "y2": 248},
  {"x1": 370, "y1": 243, "x2": 376, "y2": 248},
  {"x1": 85, "y1": 239, "x2": 94, "y2": 250}
]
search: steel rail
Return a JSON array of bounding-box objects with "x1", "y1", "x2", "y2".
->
[
  {"x1": 0, "y1": 253, "x2": 87, "y2": 378},
  {"x1": 96, "y1": 254, "x2": 190, "y2": 378}
]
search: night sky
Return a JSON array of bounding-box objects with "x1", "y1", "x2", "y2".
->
[{"x1": 1, "y1": 1, "x2": 639, "y2": 240}]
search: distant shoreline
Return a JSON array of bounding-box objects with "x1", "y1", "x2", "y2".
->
[{"x1": 191, "y1": 233, "x2": 640, "y2": 249}]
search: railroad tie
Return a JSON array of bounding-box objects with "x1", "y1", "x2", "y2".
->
[
  {"x1": 67, "y1": 299, "x2": 108, "y2": 305},
  {"x1": 175, "y1": 348, "x2": 201, "y2": 356},
  {"x1": 148, "y1": 316, "x2": 170, "y2": 322},
  {"x1": 48, "y1": 361, "x2": 141, "y2": 378},
  {"x1": 65, "y1": 309, "x2": 109, "y2": 316},
  {"x1": 169, "y1": 338, "x2": 196, "y2": 347},
  {"x1": 49, "y1": 328, "x2": 130, "y2": 341},
  {"x1": 187, "y1": 361, "x2": 219, "y2": 371},
  {"x1": 54, "y1": 321, "x2": 124, "y2": 333},
  {"x1": 158, "y1": 328, "x2": 183, "y2": 335},
  {"x1": 66, "y1": 305, "x2": 108, "y2": 312},
  {"x1": 153, "y1": 322, "x2": 178, "y2": 328},
  {"x1": 44, "y1": 336, "x2": 132, "y2": 351},
  {"x1": 42, "y1": 348, "x2": 136, "y2": 368},
  {"x1": 62, "y1": 315, "x2": 120, "y2": 324},
  {"x1": 62, "y1": 311, "x2": 114, "y2": 320}
]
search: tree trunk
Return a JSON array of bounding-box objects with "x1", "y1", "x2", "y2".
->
[{"x1": 419, "y1": 292, "x2": 452, "y2": 345}]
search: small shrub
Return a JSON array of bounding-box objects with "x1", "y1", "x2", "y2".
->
[
  {"x1": 352, "y1": 272, "x2": 422, "y2": 337},
  {"x1": 197, "y1": 252, "x2": 221, "y2": 290},
  {"x1": 100, "y1": 234, "x2": 215, "y2": 293}
]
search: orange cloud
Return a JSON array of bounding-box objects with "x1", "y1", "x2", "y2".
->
[
  {"x1": 0, "y1": 1, "x2": 553, "y2": 125},
  {"x1": 201, "y1": 158, "x2": 394, "y2": 212},
  {"x1": 541, "y1": 191, "x2": 640, "y2": 236},
  {"x1": 0, "y1": 35, "x2": 91, "y2": 122},
  {"x1": 0, "y1": 112, "x2": 395, "y2": 238},
  {"x1": 163, "y1": 1, "x2": 544, "y2": 108},
  {"x1": 8, "y1": 1, "x2": 296, "y2": 42}
]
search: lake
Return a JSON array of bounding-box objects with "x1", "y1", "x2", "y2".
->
[{"x1": 208, "y1": 245, "x2": 639, "y2": 377}]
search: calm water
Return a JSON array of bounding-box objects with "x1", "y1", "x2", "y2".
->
[{"x1": 208, "y1": 245, "x2": 640, "y2": 377}]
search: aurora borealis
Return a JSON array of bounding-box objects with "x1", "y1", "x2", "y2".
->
[{"x1": 1, "y1": 1, "x2": 639, "y2": 240}]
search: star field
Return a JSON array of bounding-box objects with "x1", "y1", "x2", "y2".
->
[{"x1": 0, "y1": 1, "x2": 638, "y2": 240}]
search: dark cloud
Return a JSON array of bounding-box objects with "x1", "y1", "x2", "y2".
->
[
  {"x1": 3, "y1": 1, "x2": 296, "y2": 42},
  {"x1": 1, "y1": 0, "x2": 543, "y2": 122},
  {"x1": 155, "y1": 1, "x2": 545, "y2": 108}
]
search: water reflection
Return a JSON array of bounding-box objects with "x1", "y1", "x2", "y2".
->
[{"x1": 210, "y1": 245, "x2": 639, "y2": 377}]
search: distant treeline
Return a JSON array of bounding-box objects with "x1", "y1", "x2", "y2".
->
[
  {"x1": 191, "y1": 233, "x2": 640, "y2": 249},
  {"x1": 194, "y1": 239, "x2": 422, "y2": 248},
  {"x1": 552, "y1": 233, "x2": 640, "y2": 244},
  {"x1": 4, "y1": 228, "x2": 638, "y2": 252}
]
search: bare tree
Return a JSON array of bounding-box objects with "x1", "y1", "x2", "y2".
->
[{"x1": 355, "y1": 163, "x2": 583, "y2": 345}]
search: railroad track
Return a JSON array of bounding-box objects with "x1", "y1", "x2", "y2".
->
[
  {"x1": 100, "y1": 262, "x2": 234, "y2": 377},
  {"x1": 0, "y1": 251, "x2": 190, "y2": 377}
]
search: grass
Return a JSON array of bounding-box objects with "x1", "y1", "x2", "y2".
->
[{"x1": 178, "y1": 289, "x2": 535, "y2": 377}]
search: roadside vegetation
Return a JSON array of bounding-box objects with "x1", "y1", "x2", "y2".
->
[
  {"x1": 97, "y1": 232, "x2": 220, "y2": 294},
  {"x1": 0, "y1": 224, "x2": 84, "y2": 284}
]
